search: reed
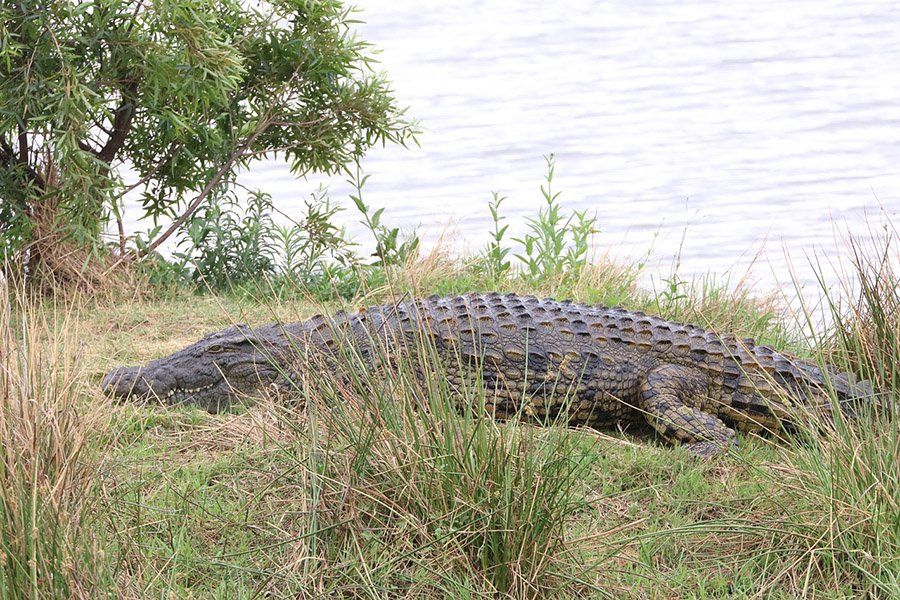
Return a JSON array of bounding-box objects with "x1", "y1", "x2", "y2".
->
[
  {"x1": 264, "y1": 313, "x2": 602, "y2": 597},
  {"x1": 0, "y1": 283, "x2": 114, "y2": 597},
  {"x1": 773, "y1": 223, "x2": 900, "y2": 596}
]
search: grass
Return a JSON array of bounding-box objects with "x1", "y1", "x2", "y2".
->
[
  {"x1": 0, "y1": 285, "x2": 116, "y2": 597},
  {"x1": 2, "y1": 222, "x2": 898, "y2": 598}
]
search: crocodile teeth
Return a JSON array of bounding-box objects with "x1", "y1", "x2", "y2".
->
[{"x1": 164, "y1": 383, "x2": 216, "y2": 398}]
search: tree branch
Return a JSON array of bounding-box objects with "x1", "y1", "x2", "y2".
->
[
  {"x1": 78, "y1": 140, "x2": 99, "y2": 154},
  {"x1": 138, "y1": 117, "x2": 273, "y2": 257},
  {"x1": 96, "y1": 82, "x2": 138, "y2": 165},
  {"x1": 116, "y1": 212, "x2": 126, "y2": 254},
  {"x1": 17, "y1": 124, "x2": 27, "y2": 164},
  {"x1": 0, "y1": 134, "x2": 45, "y2": 190}
]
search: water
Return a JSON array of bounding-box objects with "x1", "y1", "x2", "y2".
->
[{"x1": 187, "y1": 1, "x2": 900, "y2": 296}]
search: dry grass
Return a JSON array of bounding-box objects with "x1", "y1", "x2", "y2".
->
[
  {"x1": 13, "y1": 199, "x2": 143, "y2": 299},
  {"x1": 0, "y1": 282, "x2": 116, "y2": 598}
]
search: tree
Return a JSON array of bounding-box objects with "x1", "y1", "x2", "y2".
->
[{"x1": 0, "y1": 0, "x2": 415, "y2": 284}]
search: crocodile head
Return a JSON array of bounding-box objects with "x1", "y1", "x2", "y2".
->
[{"x1": 102, "y1": 323, "x2": 294, "y2": 412}]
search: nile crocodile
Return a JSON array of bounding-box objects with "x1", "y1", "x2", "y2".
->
[{"x1": 102, "y1": 292, "x2": 872, "y2": 457}]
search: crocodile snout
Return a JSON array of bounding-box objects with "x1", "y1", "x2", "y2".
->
[{"x1": 102, "y1": 366, "x2": 169, "y2": 400}]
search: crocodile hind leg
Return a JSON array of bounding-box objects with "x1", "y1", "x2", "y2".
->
[{"x1": 639, "y1": 364, "x2": 736, "y2": 458}]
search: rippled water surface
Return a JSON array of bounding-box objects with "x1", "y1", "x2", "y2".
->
[{"x1": 210, "y1": 1, "x2": 900, "y2": 293}]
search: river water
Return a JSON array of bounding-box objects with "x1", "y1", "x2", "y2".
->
[{"x1": 219, "y1": 1, "x2": 900, "y2": 296}]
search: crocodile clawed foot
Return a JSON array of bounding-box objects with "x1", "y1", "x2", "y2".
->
[{"x1": 683, "y1": 440, "x2": 733, "y2": 459}]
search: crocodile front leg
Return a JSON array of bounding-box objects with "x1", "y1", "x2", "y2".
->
[{"x1": 639, "y1": 364, "x2": 736, "y2": 458}]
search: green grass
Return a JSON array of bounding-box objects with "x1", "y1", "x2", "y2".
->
[{"x1": 3, "y1": 222, "x2": 898, "y2": 598}]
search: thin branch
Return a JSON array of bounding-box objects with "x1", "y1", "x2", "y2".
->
[
  {"x1": 115, "y1": 152, "x2": 173, "y2": 198},
  {"x1": 116, "y1": 212, "x2": 126, "y2": 254},
  {"x1": 218, "y1": 114, "x2": 339, "y2": 163},
  {"x1": 78, "y1": 140, "x2": 99, "y2": 154},
  {"x1": 95, "y1": 118, "x2": 114, "y2": 137},
  {"x1": 268, "y1": 113, "x2": 333, "y2": 128},
  {"x1": 125, "y1": 0, "x2": 145, "y2": 35},
  {"x1": 138, "y1": 115, "x2": 274, "y2": 257},
  {"x1": 17, "y1": 124, "x2": 27, "y2": 164}
]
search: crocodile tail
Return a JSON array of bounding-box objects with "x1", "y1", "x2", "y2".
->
[
  {"x1": 790, "y1": 358, "x2": 880, "y2": 419},
  {"x1": 836, "y1": 377, "x2": 892, "y2": 419},
  {"x1": 737, "y1": 341, "x2": 883, "y2": 419}
]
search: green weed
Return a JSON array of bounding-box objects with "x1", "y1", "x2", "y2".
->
[
  {"x1": 483, "y1": 192, "x2": 512, "y2": 282},
  {"x1": 511, "y1": 155, "x2": 599, "y2": 286},
  {"x1": 349, "y1": 161, "x2": 421, "y2": 269}
]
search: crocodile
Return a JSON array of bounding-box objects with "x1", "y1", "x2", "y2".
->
[{"x1": 102, "y1": 292, "x2": 873, "y2": 457}]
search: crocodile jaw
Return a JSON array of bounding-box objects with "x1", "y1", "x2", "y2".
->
[
  {"x1": 102, "y1": 365, "x2": 238, "y2": 413},
  {"x1": 101, "y1": 321, "x2": 297, "y2": 412}
]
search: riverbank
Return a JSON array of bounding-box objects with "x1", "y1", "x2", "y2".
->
[{"x1": 1, "y1": 244, "x2": 897, "y2": 598}]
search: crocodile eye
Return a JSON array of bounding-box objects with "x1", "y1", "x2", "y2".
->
[{"x1": 205, "y1": 344, "x2": 225, "y2": 354}]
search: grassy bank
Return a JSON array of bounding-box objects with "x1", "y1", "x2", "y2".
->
[{"x1": 2, "y1": 228, "x2": 898, "y2": 598}]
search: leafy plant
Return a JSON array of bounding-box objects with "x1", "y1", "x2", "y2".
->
[
  {"x1": 173, "y1": 188, "x2": 278, "y2": 289},
  {"x1": 349, "y1": 163, "x2": 420, "y2": 268},
  {"x1": 128, "y1": 159, "x2": 429, "y2": 297},
  {"x1": 270, "y1": 189, "x2": 365, "y2": 298},
  {"x1": 655, "y1": 272, "x2": 690, "y2": 319},
  {"x1": 163, "y1": 184, "x2": 368, "y2": 297},
  {"x1": 482, "y1": 192, "x2": 512, "y2": 282},
  {"x1": 276, "y1": 189, "x2": 356, "y2": 276},
  {"x1": 510, "y1": 155, "x2": 599, "y2": 284}
]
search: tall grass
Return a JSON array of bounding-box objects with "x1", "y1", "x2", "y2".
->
[
  {"x1": 266, "y1": 313, "x2": 601, "y2": 597},
  {"x1": 644, "y1": 222, "x2": 900, "y2": 597},
  {"x1": 775, "y1": 225, "x2": 900, "y2": 596},
  {"x1": 695, "y1": 222, "x2": 900, "y2": 597},
  {"x1": 0, "y1": 283, "x2": 113, "y2": 598}
]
